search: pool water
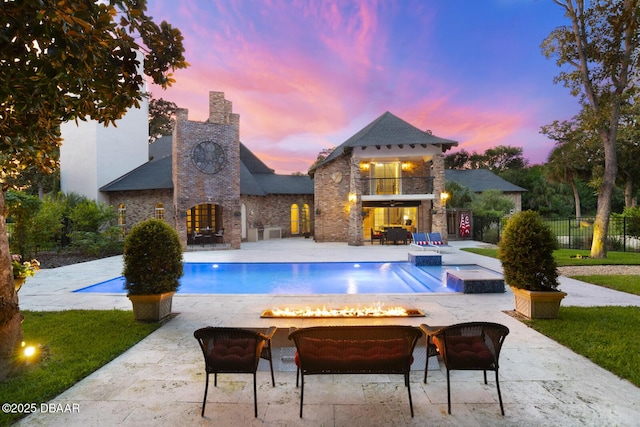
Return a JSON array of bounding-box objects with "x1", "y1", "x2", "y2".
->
[{"x1": 74, "y1": 262, "x2": 500, "y2": 295}]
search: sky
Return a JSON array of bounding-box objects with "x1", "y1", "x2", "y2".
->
[{"x1": 146, "y1": 0, "x2": 580, "y2": 175}]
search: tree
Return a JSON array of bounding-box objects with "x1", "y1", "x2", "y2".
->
[
  {"x1": 541, "y1": 114, "x2": 595, "y2": 219},
  {"x1": 148, "y1": 96, "x2": 178, "y2": 143},
  {"x1": 482, "y1": 146, "x2": 528, "y2": 173},
  {"x1": 0, "y1": 0, "x2": 188, "y2": 379},
  {"x1": 444, "y1": 149, "x2": 471, "y2": 169},
  {"x1": 444, "y1": 146, "x2": 527, "y2": 173},
  {"x1": 616, "y1": 93, "x2": 640, "y2": 207},
  {"x1": 470, "y1": 189, "x2": 515, "y2": 217},
  {"x1": 444, "y1": 181, "x2": 474, "y2": 209},
  {"x1": 542, "y1": 0, "x2": 640, "y2": 258}
]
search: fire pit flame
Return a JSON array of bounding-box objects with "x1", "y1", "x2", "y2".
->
[{"x1": 261, "y1": 304, "x2": 424, "y2": 318}]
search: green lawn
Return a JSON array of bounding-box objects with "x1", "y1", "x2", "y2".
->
[
  {"x1": 462, "y1": 247, "x2": 640, "y2": 267},
  {"x1": 527, "y1": 306, "x2": 640, "y2": 388},
  {"x1": 463, "y1": 247, "x2": 640, "y2": 388},
  {"x1": 0, "y1": 310, "x2": 160, "y2": 426}
]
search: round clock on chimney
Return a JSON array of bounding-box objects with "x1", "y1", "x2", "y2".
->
[{"x1": 192, "y1": 141, "x2": 226, "y2": 174}]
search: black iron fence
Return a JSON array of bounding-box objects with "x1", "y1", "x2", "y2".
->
[{"x1": 472, "y1": 215, "x2": 640, "y2": 252}]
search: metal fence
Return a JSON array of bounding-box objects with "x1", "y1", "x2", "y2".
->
[{"x1": 472, "y1": 216, "x2": 640, "y2": 253}]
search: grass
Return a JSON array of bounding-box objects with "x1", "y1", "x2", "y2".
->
[
  {"x1": 464, "y1": 247, "x2": 640, "y2": 388},
  {"x1": 0, "y1": 310, "x2": 160, "y2": 426},
  {"x1": 526, "y1": 306, "x2": 640, "y2": 388},
  {"x1": 462, "y1": 247, "x2": 640, "y2": 295},
  {"x1": 571, "y1": 275, "x2": 640, "y2": 296},
  {"x1": 462, "y1": 247, "x2": 640, "y2": 267}
]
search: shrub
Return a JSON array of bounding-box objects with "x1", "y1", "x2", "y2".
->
[
  {"x1": 498, "y1": 210, "x2": 560, "y2": 290},
  {"x1": 123, "y1": 219, "x2": 183, "y2": 295}
]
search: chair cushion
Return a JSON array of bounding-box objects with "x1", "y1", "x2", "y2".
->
[
  {"x1": 295, "y1": 338, "x2": 411, "y2": 371},
  {"x1": 434, "y1": 335, "x2": 494, "y2": 369},
  {"x1": 208, "y1": 338, "x2": 256, "y2": 369}
]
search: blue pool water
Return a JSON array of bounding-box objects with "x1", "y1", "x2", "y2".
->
[{"x1": 74, "y1": 262, "x2": 500, "y2": 295}]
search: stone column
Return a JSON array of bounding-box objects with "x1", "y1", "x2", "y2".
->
[
  {"x1": 431, "y1": 154, "x2": 448, "y2": 241},
  {"x1": 348, "y1": 156, "x2": 364, "y2": 246}
]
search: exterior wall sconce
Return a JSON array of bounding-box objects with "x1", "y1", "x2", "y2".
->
[
  {"x1": 348, "y1": 192, "x2": 357, "y2": 203},
  {"x1": 401, "y1": 162, "x2": 411, "y2": 171},
  {"x1": 359, "y1": 162, "x2": 370, "y2": 171},
  {"x1": 440, "y1": 191, "x2": 450, "y2": 209}
]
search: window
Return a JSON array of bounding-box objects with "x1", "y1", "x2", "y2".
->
[
  {"x1": 371, "y1": 162, "x2": 401, "y2": 195},
  {"x1": 155, "y1": 203, "x2": 165, "y2": 220},
  {"x1": 118, "y1": 203, "x2": 126, "y2": 234},
  {"x1": 301, "y1": 203, "x2": 310, "y2": 233},
  {"x1": 186, "y1": 204, "x2": 216, "y2": 232},
  {"x1": 291, "y1": 204, "x2": 300, "y2": 234}
]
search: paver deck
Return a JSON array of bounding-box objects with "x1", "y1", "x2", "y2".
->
[{"x1": 13, "y1": 239, "x2": 640, "y2": 427}]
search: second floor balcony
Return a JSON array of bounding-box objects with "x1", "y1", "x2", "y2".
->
[{"x1": 359, "y1": 176, "x2": 434, "y2": 197}]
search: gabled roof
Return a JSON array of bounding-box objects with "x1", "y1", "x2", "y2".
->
[
  {"x1": 445, "y1": 169, "x2": 527, "y2": 193},
  {"x1": 100, "y1": 137, "x2": 313, "y2": 195},
  {"x1": 99, "y1": 155, "x2": 173, "y2": 191},
  {"x1": 311, "y1": 111, "x2": 458, "y2": 174}
]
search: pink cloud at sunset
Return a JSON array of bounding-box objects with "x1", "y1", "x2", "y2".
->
[{"x1": 148, "y1": 0, "x2": 580, "y2": 174}]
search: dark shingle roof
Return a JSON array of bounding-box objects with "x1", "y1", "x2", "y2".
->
[
  {"x1": 149, "y1": 135, "x2": 172, "y2": 160},
  {"x1": 101, "y1": 139, "x2": 313, "y2": 195},
  {"x1": 99, "y1": 155, "x2": 173, "y2": 191},
  {"x1": 311, "y1": 111, "x2": 458, "y2": 173},
  {"x1": 445, "y1": 169, "x2": 527, "y2": 193}
]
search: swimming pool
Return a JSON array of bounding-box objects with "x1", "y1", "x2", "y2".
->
[{"x1": 74, "y1": 262, "x2": 500, "y2": 295}]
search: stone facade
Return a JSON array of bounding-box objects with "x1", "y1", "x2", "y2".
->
[
  {"x1": 173, "y1": 92, "x2": 241, "y2": 249},
  {"x1": 241, "y1": 194, "x2": 314, "y2": 238},
  {"x1": 107, "y1": 189, "x2": 174, "y2": 232},
  {"x1": 313, "y1": 154, "x2": 352, "y2": 242}
]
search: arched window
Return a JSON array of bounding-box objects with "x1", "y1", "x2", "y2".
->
[
  {"x1": 291, "y1": 204, "x2": 300, "y2": 234},
  {"x1": 301, "y1": 203, "x2": 310, "y2": 233},
  {"x1": 155, "y1": 203, "x2": 165, "y2": 220},
  {"x1": 118, "y1": 203, "x2": 126, "y2": 234}
]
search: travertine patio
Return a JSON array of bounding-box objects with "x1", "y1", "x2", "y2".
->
[{"x1": 15, "y1": 239, "x2": 640, "y2": 426}]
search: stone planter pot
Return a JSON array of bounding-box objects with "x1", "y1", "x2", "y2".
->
[
  {"x1": 127, "y1": 292, "x2": 175, "y2": 321},
  {"x1": 510, "y1": 286, "x2": 567, "y2": 319},
  {"x1": 14, "y1": 277, "x2": 26, "y2": 293}
]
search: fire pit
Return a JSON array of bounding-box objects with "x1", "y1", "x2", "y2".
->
[{"x1": 261, "y1": 304, "x2": 424, "y2": 318}]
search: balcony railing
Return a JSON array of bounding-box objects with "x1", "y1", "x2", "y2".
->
[{"x1": 359, "y1": 177, "x2": 434, "y2": 196}]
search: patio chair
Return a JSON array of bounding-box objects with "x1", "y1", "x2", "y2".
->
[
  {"x1": 427, "y1": 232, "x2": 452, "y2": 251},
  {"x1": 420, "y1": 322, "x2": 510, "y2": 415},
  {"x1": 370, "y1": 228, "x2": 384, "y2": 245},
  {"x1": 411, "y1": 232, "x2": 436, "y2": 251},
  {"x1": 194, "y1": 326, "x2": 277, "y2": 417},
  {"x1": 213, "y1": 228, "x2": 224, "y2": 245}
]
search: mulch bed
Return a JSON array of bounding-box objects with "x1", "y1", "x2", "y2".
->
[{"x1": 35, "y1": 251, "x2": 116, "y2": 269}]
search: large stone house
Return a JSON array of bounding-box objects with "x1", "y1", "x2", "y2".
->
[
  {"x1": 309, "y1": 112, "x2": 458, "y2": 246},
  {"x1": 68, "y1": 92, "x2": 314, "y2": 249},
  {"x1": 61, "y1": 90, "x2": 524, "y2": 248}
]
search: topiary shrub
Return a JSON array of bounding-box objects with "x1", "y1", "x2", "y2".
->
[
  {"x1": 123, "y1": 219, "x2": 183, "y2": 295},
  {"x1": 498, "y1": 210, "x2": 559, "y2": 291}
]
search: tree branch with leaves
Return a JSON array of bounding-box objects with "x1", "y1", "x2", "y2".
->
[{"x1": 0, "y1": 0, "x2": 188, "y2": 379}]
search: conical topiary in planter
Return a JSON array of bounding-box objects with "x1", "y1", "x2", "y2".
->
[
  {"x1": 123, "y1": 219, "x2": 183, "y2": 321},
  {"x1": 498, "y1": 210, "x2": 566, "y2": 319}
]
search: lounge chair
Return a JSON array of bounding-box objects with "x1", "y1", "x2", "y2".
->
[
  {"x1": 427, "y1": 232, "x2": 452, "y2": 251},
  {"x1": 411, "y1": 232, "x2": 436, "y2": 251}
]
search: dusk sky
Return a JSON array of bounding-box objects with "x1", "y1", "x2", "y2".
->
[{"x1": 147, "y1": 0, "x2": 579, "y2": 174}]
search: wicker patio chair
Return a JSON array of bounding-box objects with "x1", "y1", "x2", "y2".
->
[
  {"x1": 420, "y1": 322, "x2": 509, "y2": 415},
  {"x1": 194, "y1": 326, "x2": 277, "y2": 417}
]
